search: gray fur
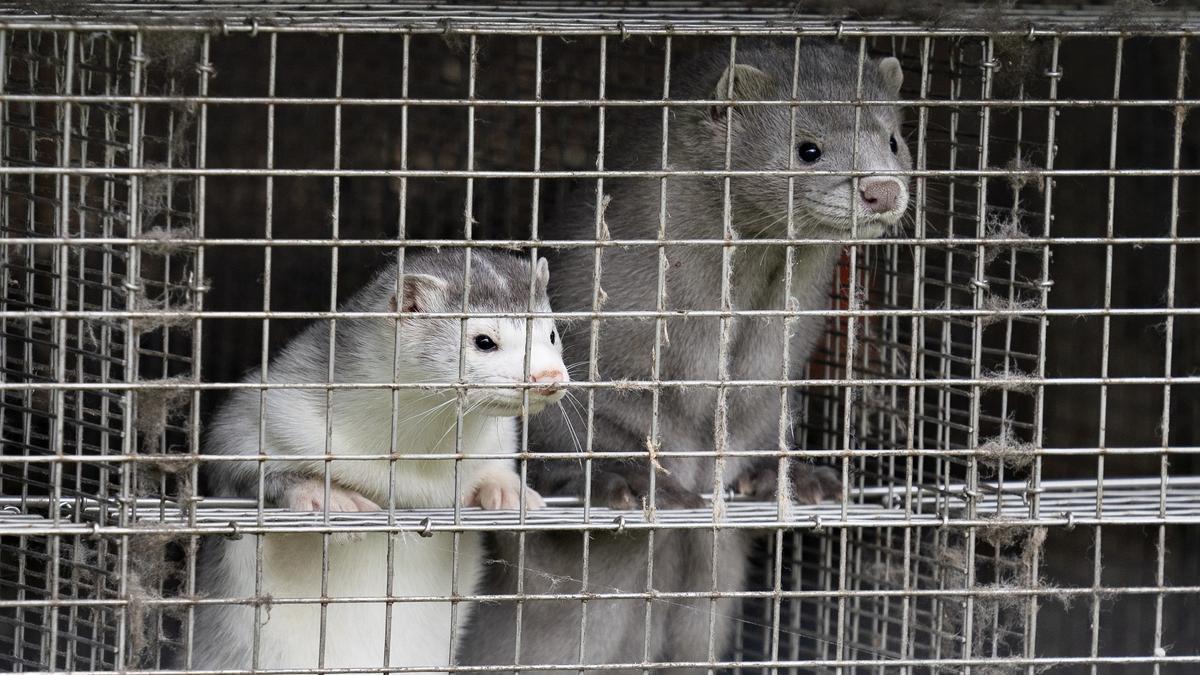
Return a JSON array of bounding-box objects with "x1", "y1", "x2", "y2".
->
[{"x1": 462, "y1": 40, "x2": 911, "y2": 674}]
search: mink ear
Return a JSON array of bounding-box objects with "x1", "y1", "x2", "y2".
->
[
  {"x1": 534, "y1": 256, "x2": 550, "y2": 292},
  {"x1": 710, "y1": 63, "x2": 775, "y2": 121},
  {"x1": 388, "y1": 274, "x2": 446, "y2": 313},
  {"x1": 878, "y1": 57, "x2": 904, "y2": 98}
]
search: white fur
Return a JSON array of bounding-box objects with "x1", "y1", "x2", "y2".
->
[
  {"x1": 193, "y1": 261, "x2": 567, "y2": 674},
  {"x1": 204, "y1": 530, "x2": 484, "y2": 674}
]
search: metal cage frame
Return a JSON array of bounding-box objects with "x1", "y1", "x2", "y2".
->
[{"x1": 1, "y1": 2, "x2": 1198, "y2": 673}]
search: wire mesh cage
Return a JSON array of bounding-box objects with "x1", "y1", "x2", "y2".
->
[
  {"x1": 1, "y1": 2, "x2": 1198, "y2": 674},
  {"x1": 0, "y1": 23, "x2": 203, "y2": 672}
]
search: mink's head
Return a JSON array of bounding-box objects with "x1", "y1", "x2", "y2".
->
[
  {"x1": 362, "y1": 249, "x2": 568, "y2": 417},
  {"x1": 674, "y1": 41, "x2": 911, "y2": 239}
]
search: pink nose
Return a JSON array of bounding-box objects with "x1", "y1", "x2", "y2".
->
[
  {"x1": 859, "y1": 178, "x2": 902, "y2": 214},
  {"x1": 530, "y1": 369, "x2": 565, "y2": 395}
]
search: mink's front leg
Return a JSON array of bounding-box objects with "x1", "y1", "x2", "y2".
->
[
  {"x1": 734, "y1": 457, "x2": 843, "y2": 504},
  {"x1": 534, "y1": 458, "x2": 705, "y2": 510}
]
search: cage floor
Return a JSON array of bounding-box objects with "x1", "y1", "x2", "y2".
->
[{"x1": 2, "y1": 477, "x2": 1196, "y2": 536}]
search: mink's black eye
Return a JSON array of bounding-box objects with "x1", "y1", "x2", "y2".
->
[
  {"x1": 889, "y1": 134, "x2": 898, "y2": 155},
  {"x1": 797, "y1": 142, "x2": 822, "y2": 163},
  {"x1": 550, "y1": 329, "x2": 556, "y2": 345},
  {"x1": 473, "y1": 335, "x2": 498, "y2": 352}
]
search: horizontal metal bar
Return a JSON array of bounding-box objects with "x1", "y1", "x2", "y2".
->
[
  {"x1": 1, "y1": 94, "x2": 1197, "y2": 108},
  {"x1": 4, "y1": 476, "x2": 1187, "y2": 505},
  {"x1": 0, "y1": 374, "x2": 1196, "y2": 392},
  {"x1": 12, "y1": 655, "x2": 1199, "y2": 675},
  {"x1": 1, "y1": 20, "x2": 1198, "y2": 39},
  {"x1": 3, "y1": 515, "x2": 1198, "y2": 538},
  {"x1": 6, "y1": 306, "x2": 1199, "y2": 322},
  {"x1": 0, "y1": 477, "x2": 1191, "y2": 535},
  {"x1": 3, "y1": 583, "x2": 1196, "y2": 611},
  {"x1": 0, "y1": 447, "x2": 1196, "y2": 467},
  {"x1": 4, "y1": 236, "x2": 1198, "y2": 248},
  {"x1": 3, "y1": 167, "x2": 1200, "y2": 178}
]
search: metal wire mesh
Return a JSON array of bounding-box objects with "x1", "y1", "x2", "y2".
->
[
  {"x1": 0, "y1": 24, "x2": 203, "y2": 672},
  {"x1": 1, "y1": 2, "x2": 1198, "y2": 673}
]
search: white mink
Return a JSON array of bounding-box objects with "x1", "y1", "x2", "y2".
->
[{"x1": 191, "y1": 249, "x2": 569, "y2": 674}]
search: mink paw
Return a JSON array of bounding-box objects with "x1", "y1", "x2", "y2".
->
[
  {"x1": 284, "y1": 479, "x2": 380, "y2": 543},
  {"x1": 593, "y1": 469, "x2": 706, "y2": 510},
  {"x1": 466, "y1": 469, "x2": 545, "y2": 511},
  {"x1": 735, "y1": 461, "x2": 843, "y2": 505}
]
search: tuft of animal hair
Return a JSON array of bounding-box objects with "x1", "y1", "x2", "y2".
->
[
  {"x1": 774, "y1": 456, "x2": 797, "y2": 522},
  {"x1": 979, "y1": 366, "x2": 1037, "y2": 394},
  {"x1": 142, "y1": 32, "x2": 202, "y2": 76},
  {"x1": 643, "y1": 435, "x2": 667, "y2": 474},
  {"x1": 936, "y1": 525, "x2": 1065, "y2": 665},
  {"x1": 137, "y1": 456, "x2": 197, "y2": 510},
  {"x1": 140, "y1": 454, "x2": 196, "y2": 479},
  {"x1": 610, "y1": 378, "x2": 648, "y2": 392},
  {"x1": 597, "y1": 193, "x2": 613, "y2": 242},
  {"x1": 438, "y1": 19, "x2": 469, "y2": 54},
  {"x1": 979, "y1": 294, "x2": 1040, "y2": 327},
  {"x1": 142, "y1": 225, "x2": 196, "y2": 255},
  {"x1": 139, "y1": 166, "x2": 185, "y2": 225},
  {"x1": 83, "y1": 288, "x2": 195, "y2": 348},
  {"x1": 983, "y1": 210, "x2": 1035, "y2": 265},
  {"x1": 977, "y1": 417, "x2": 1036, "y2": 475},
  {"x1": 999, "y1": 151, "x2": 1044, "y2": 195},
  {"x1": 130, "y1": 293, "x2": 196, "y2": 332},
  {"x1": 711, "y1": 401, "x2": 730, "y2": 522},
  {"x1": 134, "y1": 376, "x2": 192, "y2": 455},
  {"x1": 123, "y1": 523, "x2": 194, "y2": 662},
  {"x1": 132, "y1": 376, "x2": 197, "y2": 508},
  {"x1": 710, "y1": 478, "x2": 728, "y2": 522},
  {"x1": 982, "y1": 150, "x2": 1042, "y2": 265},
  {"x1": 984, "y1": 6, "x2": 1051, "y2": 97}
]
